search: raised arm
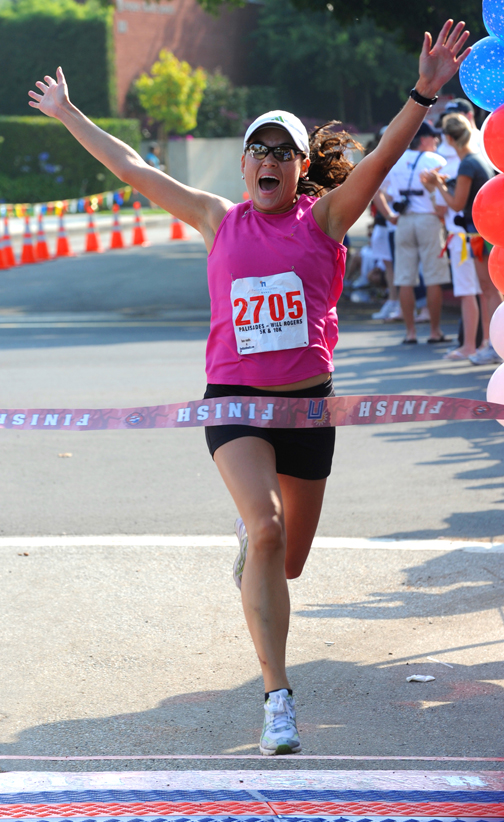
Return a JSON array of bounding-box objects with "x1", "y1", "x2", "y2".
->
[
  {"x1": 28, "y1": 68, "x2": 232, "y2": 250},
  {"x1": 312, "y1": 20, "x2": 470, "y2": 243}
]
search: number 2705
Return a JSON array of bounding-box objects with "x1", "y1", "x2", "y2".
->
[{"x1": 234, "y1": 291, "x2": 303, "y2": 326}]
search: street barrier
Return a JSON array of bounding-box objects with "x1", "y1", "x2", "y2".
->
[
  {"x1": 0, "y1": 235, "x2": 10, "y2": 270},
  {"x1": 85, "y1": 207, "x2": 103, "y2": 254},
  {"x1": 20, "y1": 216, "x2": 38, "y2": 265},
  {"x1": 131, "y1": 201, "x2": 150, "y2": 247},
  {"x1": 54, "y1": 214, "x2": 75, "y2": 258},
  {"x1": 109, "y1": 204, "x2": 125, "y2": 250},
  {"x1": 2, "y1": 217, "x2": 17, "y2": 267},
  {"x1": 35, "y1": 213, "x2": 51, "y2": 261},
  {"x1": 170, "y1": 216, "x2": 189, "y2": 240}
]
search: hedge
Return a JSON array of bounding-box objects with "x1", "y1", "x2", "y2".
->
[
  {"x1": 0, "y1": 117, "x2": 141, "y2": 203},
  {"x1": 0, "y1": 0, "x2": 116, "y2": 117}
]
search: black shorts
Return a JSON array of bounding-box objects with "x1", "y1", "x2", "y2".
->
[{"x1": 204, "y1": 379, "x2": 336, "y2": 480}]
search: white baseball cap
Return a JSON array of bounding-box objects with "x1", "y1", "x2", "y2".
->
[{"x1": 243, "y1": 110, "x2": 310, "y2": 155}]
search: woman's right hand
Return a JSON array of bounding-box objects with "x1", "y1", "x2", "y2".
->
[{"x1": 28, "y1": 67, "x2": 69, "y2": 119}]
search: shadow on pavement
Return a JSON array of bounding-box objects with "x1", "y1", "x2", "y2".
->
[
  {"x1": 2, "y1": 655, "x2": 504, "y2": 768},
  {"x1": 0, "y1": 325, "x2": 210, "y2": 352},
  {"x1": 296, "y1": 549, "x2": 504, "y2": 620}
]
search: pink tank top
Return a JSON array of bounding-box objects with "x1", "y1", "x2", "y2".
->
[{"x1": 206, "y1": 194, "x2": 346, "y2": 386}]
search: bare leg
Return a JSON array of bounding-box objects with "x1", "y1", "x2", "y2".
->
[
  {"x1": 215, "y1": 437, "x2": 289, "y2": 692},
  {"x1": 399, "y1": 286, "x2": 416, "y2": 340},
  {"x1": 474, "y1": 257, "x2": 502, "y2": 344},
  {"x1": 458, "y1": 295, "x2": 478, "y2": 355},
  {"x1": 214, "y1": 437, "x2": 327, "y2": 692},
  {"x1": 384, "y1": 260, "x2": 398, "y2": 301},
  {"x1": 279, "y1": 474, "x2": 326, "y2": 579},
  {"x1": 426, "y1": 284, "x2": 444, "y2": 339}
]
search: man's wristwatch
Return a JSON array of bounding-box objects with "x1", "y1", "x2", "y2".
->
[{"x1": 409, "y1": 87, "x2": 439, "y2": 107}]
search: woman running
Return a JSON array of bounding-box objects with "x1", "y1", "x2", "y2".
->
[
  {"x1": 422, "y1": 113, "x2": 502, "y2": 364},
  {"x1": 29, "y1": 19, "x2": 469, "y2": 755}
]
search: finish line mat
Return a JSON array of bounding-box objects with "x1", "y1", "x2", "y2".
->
[
  {"x1": 0, "y1": 394, "x2": 503, "y2": 431},
  {"x1": 1, "y1": 769, "x2": 504, "y2": 822}
]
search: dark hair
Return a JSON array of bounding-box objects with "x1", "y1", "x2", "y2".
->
[{"x1": 297, "y1": 121, "x2": 364, "y2": 197}]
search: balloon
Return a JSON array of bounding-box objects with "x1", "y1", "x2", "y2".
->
[
  {"x1": 481, "y1": 112, "x2": 504, "y2": 172},
  {"x1": 460, "y1": 37, "x2": 504, "y2": 111},
  {"x1": 486, "y1": 362, "x2": 504, "y2": 426},
  {"x1": 472, "y1": 175, "x2": 504, "y2": 245},
  {"x1": 488, "y1": 245, "x2": 504, "y2": 291},
  {"x1": 489, "y1": 302, "x2": 504, "y2": 359},
  {"x1": 483, "y1": 0, "x2": 504, "y2": 41}
]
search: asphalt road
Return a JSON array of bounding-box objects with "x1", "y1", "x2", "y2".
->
[{"x1": 1, "y1": 228, "x2": 503, "y2": 771}]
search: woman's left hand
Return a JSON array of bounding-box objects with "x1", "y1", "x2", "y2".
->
[{"x1": 417, "y1": 20, "x2": 471, "y2": 98}]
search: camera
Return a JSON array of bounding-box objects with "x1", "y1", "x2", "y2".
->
[{"x1": 392, "y1": 197, "x2": 409, "y2": 214}]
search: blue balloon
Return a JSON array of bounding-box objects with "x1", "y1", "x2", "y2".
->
[
  {"x1": 460, "y1": 36, "x2": 504, "y2": 111},
  {"x1": 483, "y1": 0, "x2": 504, "y2": 41}
]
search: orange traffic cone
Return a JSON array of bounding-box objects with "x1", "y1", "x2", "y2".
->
[
  {"x1": 170, "y1": 216, "x2": 189, "y2": 240},
  {"x1": 20, "y1": 216, "x2": 38, "y2": 265},
  {"x1": 85, "y1": 207, "x2": 103, "y2": 253},
  {"x1": 109, "y1": 204, "x2": 125, "y2": 250},
  {"x1": 0, "y1": 237, "x2": 10, "y2": 270},
  {"x1": 54, "y1": 214, "x2": 75, "y2": 258},
  {"x1": 3, "y1": 216, "x2": 18, "y2": 267},
  {"x1": 131, "y1": 201, "x2": 150, "y2": 247},
  {"x1": 36, "y1": 213, "x2": 51, "y2": 261}
]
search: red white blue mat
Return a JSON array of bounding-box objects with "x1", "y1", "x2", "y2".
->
[{"x1": 1, "y1": 769, "x2": 503, "y2": 821}]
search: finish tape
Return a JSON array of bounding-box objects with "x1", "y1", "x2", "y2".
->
[{"x1": 0, "y1": 394, "x2": 502, "y2": 431}]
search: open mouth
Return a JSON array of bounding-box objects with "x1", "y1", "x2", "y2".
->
[{"x1": 259, "y1": 176, "x2": 280, "y2": 192}]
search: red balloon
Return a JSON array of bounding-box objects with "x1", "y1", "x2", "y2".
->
[
  {"x1": 472, "y1": 175, "x2": 504, "y2": 246},
  {"x1": 488, "y1": 245, "x2": 504, "y2": 291},
  {"x1": 483, "y1": 104, "x2": 504, "y2": 172}
]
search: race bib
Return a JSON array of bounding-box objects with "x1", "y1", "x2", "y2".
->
[{"x1": 231, "y1": 271, "x2": 309, "y2": 356}]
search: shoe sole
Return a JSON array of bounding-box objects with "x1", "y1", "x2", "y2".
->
[
  {"x1": 233, "y1": 520, "x2": 247, "y2": 590},
  {"x1": 260, "y1": 742, "x2": 302, "y2": 756},
  {"x1": 233, "y1": 554, "x2": 244, "y2": 590}
]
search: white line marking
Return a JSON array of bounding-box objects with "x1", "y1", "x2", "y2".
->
[{"x1": 0, "y1": 535, "x2": 502, "y2": 552}]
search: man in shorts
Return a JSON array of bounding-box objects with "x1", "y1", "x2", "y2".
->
[{"x1": 385, "y1": 122, "x2": 451, "y2": 343}]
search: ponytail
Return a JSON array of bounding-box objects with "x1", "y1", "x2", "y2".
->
[{"x1": 297, "y1": 121, "x2": 363, "y2": 197}]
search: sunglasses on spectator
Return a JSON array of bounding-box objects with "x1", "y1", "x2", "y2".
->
[{"x1": 245, "y1": 142, "x2": 306, "y2": 162}]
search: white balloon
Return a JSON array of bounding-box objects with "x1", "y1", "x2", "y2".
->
[
  {"x1": 489, "y1": 302, "x2": 504, "y2": 358},
  {"x1": 486, "y1": 361, "x2": 504, "y2": 426}
]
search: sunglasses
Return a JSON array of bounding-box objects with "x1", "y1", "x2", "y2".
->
[{"x1": 245, "y1": 142, "x2": 305, "y2": 162}]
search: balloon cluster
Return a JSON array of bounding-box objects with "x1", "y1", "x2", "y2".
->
[{"x1": 460, "y1": 0, "x2": 504, "y2": 424}]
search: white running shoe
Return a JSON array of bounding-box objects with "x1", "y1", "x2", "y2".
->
[
  {"x1": 233, "y1": 517, "x2": 248, "y2": 590},
  {"x1": 416, "y1": 306, "x2": 431, "y2": 323},
  {"x1": 260, "y1": 689, "x2": 301, "y2": 756},
  {"x1": 468, "y1": 343, "x2": 502, "y2": 366},
  {"x1": 372, "y1": 299, "x2": 395, "y2": 320},
  {"x1": 384, "y1": 301, "x2": 403, "y2": 322}
]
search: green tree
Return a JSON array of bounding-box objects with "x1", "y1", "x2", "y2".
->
[
  {"x1": 135, "y1": 50, "x2": 207, "y2": 136},
  {"x1": 249, "y1": 0, "x2": 419, "y2": 129},
  {"x1": 193, "y1": 70, "x2": 248, "y2": 137},
  {"x1": 195, "y1": 0, "x2": 484, "y2": 49}
]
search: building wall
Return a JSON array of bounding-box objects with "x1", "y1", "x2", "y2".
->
[
  {"x1": 114, "y1": 0, "x2": 259, "y2": 114},
  {"x1": 145, "y1": 134, "x2": 369, "y2": 207},
  {"x1": 166, "y1": 136, "x2": 246, "y2": 204}
]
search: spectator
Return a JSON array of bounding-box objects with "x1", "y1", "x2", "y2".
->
[
  {"x1": 370, "y1": 191, "x2": 401, "y2": 320},
  {"x1": 385, "y1": 121, "x2": 451, "y2": 344},
  {"x1": 421, "y1": 113, "x2": 502, "y2": 365},
  {"x1": 434, "y1": 103, "x2": 483, "y2": 360},
  {"x1": 146, "y1": 143, "x2": 162, "y2": 169}
]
